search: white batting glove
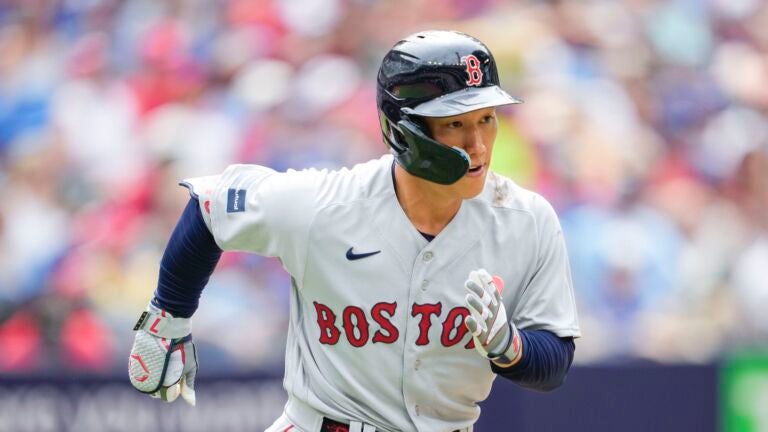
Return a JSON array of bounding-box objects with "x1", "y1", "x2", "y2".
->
[
  {"x1": 129, "y1": 302, "x2": 198, "y2": 406},
  {"x1": 464, "y1": 269, "x2": 522, "y2": 366}
]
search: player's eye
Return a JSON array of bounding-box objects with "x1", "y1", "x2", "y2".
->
[
  {"x1": 447, "y1": 121, "x2": 462, "y2": 128},
  {"x1": 480, "y1": 114, "x2": 496, "y2": 124}
]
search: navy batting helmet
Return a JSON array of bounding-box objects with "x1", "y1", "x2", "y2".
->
[{"x1": 376, "y1": 30, "x2": 522, "y2": 185}]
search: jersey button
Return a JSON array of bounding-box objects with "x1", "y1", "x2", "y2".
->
[
  {"x1": 421, "y1": 280, "x2": 429, "y2": 290},
  {"x1": 415, "y1": 359, "x2": 421, "y2": 370},
  {"x1": 415, "y1": 404, "x2": 420, "y2": 416},
  {"x1": 423, "y1": 251, "x2": 433, "y2": 262}
]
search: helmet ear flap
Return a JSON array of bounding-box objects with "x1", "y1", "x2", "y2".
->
[
  {"x1": 381, "y1": 108, "x2": 434, "y2": 156},
  {"x1": 394, "y1": 118, "x2": 470, "y2": 185},
  {"x1": 399, "y1": 109, "x2": 432, "y2": 139},
  {"x1": 379, "y1": 111, "x2": 406, "y2": 154}
]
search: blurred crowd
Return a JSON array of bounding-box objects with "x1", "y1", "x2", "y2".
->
[{"x1": 0, "y1": 0, "x2": 766, "y2": 374}]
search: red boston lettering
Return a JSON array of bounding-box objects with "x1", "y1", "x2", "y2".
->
[
  {"x1": 441, "y1": 306, "x2": 471, "y2": 347},
  {"x1": 314, "y1": 301, "x2": 341, "y2": 345},
  {"x1": 314, "y1": 301, "x2": 478, "y2": 348},
  {"x1": 371, "y1": 302, "x2": 399, "y2": 344},
  {"x1": 411, "y1": 303, "x2": 442, "y2": 346},
  {"x1": 342, "y1": 306, "x2": 370, "y2": 347}
]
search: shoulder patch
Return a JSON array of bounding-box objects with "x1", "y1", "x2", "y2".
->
[{"x1": 226, "y1": 188, "x2": 246, "y2": 213}]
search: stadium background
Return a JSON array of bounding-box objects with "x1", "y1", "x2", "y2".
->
[{"x1": 0, "y1": 0, "x2": 766, "y2": 430}]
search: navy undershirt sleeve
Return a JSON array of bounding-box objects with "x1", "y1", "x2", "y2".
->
[
  {"x1": 492, "y1": 329, "x2": 575, "y2": 392},
  {"x1": 152, "y1": 197, "x2": 223, "y2": 318}
]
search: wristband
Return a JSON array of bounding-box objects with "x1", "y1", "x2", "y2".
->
[
  {"x1": 490, "y1": 324, "x2": 522, "y2": 366},
  {"x1": 133, "y1": 305, "x2": 191, "y2": 339}
]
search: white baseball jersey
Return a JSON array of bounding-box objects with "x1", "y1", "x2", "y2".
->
[{"x1": 183, "y1": 154, "x2": 580, "y2": 432}]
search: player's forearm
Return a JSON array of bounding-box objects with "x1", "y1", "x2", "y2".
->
[
  {"x1": 152, "y1": 197, "x2": 222, "y2": 318},
  {"x1": 491, "y1": 329, "x2": 575, "y2": 392}
]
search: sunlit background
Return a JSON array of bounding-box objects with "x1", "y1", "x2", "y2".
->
[{"x1": 0, "y1": 0, "x2": 767, "y2": 431}]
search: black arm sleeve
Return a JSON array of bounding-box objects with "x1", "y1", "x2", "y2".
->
[
  {"x1": 491, "y1": 329, "x2": 575, "y2": 392},
  {"x1": 152, "y1": 197, "x2": 223, "y2": 318}
]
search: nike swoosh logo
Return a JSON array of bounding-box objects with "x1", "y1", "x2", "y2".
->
[{"x1": 346, "y1": 247, "x2": 381, "y2": 261}]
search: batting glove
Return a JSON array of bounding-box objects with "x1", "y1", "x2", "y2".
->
[
  {"x1": 129, "y1": 302, "x2": 198, "y2": 406},
  {"x1": 464, "y1": 269, "x2": 522, "y2": 366}
]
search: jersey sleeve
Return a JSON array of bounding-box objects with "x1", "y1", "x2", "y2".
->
[
  {"x1": 511, "y1": 195, "x2": 581, "y2": 338},
  {"x1": 180, "y1": 164, "x2": 323, "y2": 280}
]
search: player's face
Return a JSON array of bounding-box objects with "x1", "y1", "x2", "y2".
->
[{"x1": 423, "y1": 107, "x2": 498, "y2": 198}]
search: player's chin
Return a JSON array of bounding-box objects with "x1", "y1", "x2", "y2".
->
[{"x1": 457, "y1": 176, "x2": 487, "y2": 199}]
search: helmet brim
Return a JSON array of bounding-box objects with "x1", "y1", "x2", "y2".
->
[{"x1": 403, "y1": 86, "x2": 522, "y2": 118}]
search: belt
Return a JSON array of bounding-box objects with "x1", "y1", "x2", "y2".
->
[
  {"x1": 286, "y1": 396, "x2": 469, "y2": 432},
  {"x1": 321, "y1": 417, "x2": 373, "y2": 432},
  {"x1": 321, "y1": 417, "x2": 462, "y2": 432}
]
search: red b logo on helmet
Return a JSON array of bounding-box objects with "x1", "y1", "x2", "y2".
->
[{"x1": 462, "y1": 54, "x2": 483, "y2": 86}]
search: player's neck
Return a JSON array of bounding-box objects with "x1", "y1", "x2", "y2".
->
[{"x1": 393, "y1": 164, "x2": 462, "y2": 236}]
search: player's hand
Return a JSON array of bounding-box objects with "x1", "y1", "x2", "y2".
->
[
  {"x1": 464, "y1": 269, "x2": 522, "y2": 366},
  {"x1": 128, "y1": 303, "x2": 198, "y2": 406}
]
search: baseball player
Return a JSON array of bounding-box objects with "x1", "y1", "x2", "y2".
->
[{"x1": 129, "y1": 30, "x2": 580, "y2": 432}]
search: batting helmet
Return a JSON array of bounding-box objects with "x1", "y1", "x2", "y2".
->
[{"x1": 377, "y1": 30, "x2": 522, "y2": 185}]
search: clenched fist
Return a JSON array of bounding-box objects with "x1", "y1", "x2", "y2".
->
[{"x1": 129, "y1": 303, "x2": 198, "y2": 405}]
